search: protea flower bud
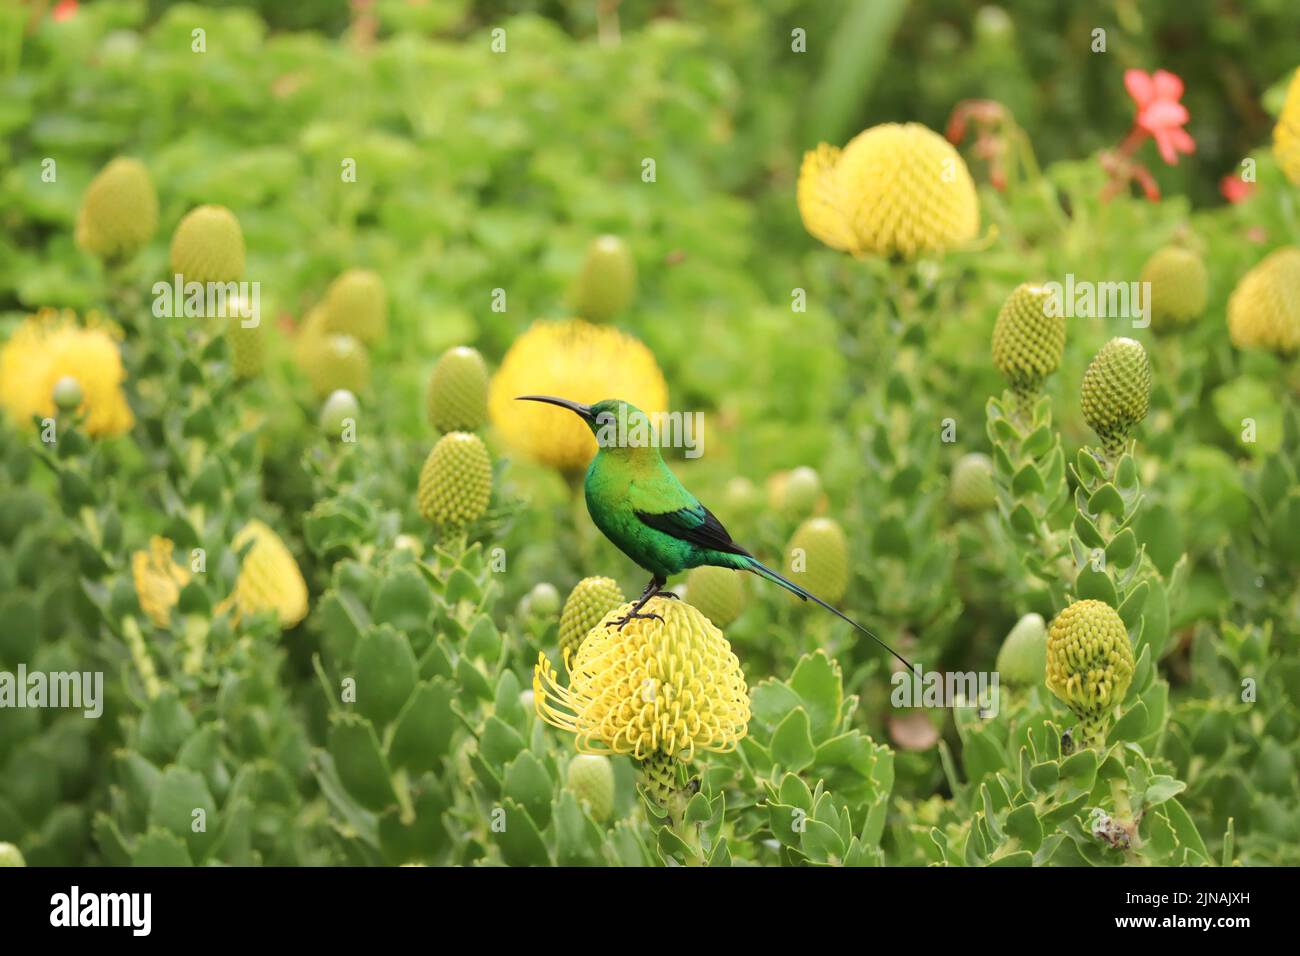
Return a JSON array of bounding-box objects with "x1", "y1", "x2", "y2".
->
[
  {"x1": 558, "y1": 576, "x2": 625, "y2": 658},
  {"x1": 949, "y1": 452, "x2": 996, "y2": 511},
  {"x1": 1045, "y1": 600, "x2": 1134, "y2": 747},
  {"x1": 52, "y1": 375, "x2": 83, "y2": 413},
  {"x1": 169, "y1": 205, "x2": 245, "y2": 283},
  {"x1": 426, "y1": 346, "x2": 488, "y2": 433},
  {"x1": 785, "y1": 517, "x2": 849, "y2": 604},
  {"x1": 1080, "y1": 337, "x2": 1152, "y2": 458},
  {"x1": 319, "y1": 389, "x2": 359, "y2": 438},
  {"x1": 685, "y1": 565, "x2": 745, "y2": 628},
  {"x1": 1274, "y1": 68, "x2": 1300, "y2": 186},
  {"x1": 131, "y1": 535, "x2": 191, "y2": 629},
  {"x1": 1226, "y1": 247, "x2": 1300, "y2": 356},
  {"x1": 229, "y1": 519, "x2": 309, "y2": 628},
  {"x1": 0, "y1": 842, "x2": 24, "y2": 867},
  {"x1": 302, "y1": 333, "x2": 370, "y2": 399},
  {"x1": 534, "y1": 598, "x2": 749, "y2": 783},
  {"x1": 995, "y1": 612, "x2": 1047, "y2": 686},
  {"x1": 1141, "y1": 246, "x2": 1208, "y2": 330},
  {"x1": 524, "y1": 581, "x2": 561, "y2": 619},
  {"x1": 75, "y1": 157, "x2": 158, "y2": 262},
  {"x1": 797, "y1": 122, "x2": 979, "y2": 258},
  {"x1": 777, "y1": 466, "x2": 822, "y2": 517},
  {"x1": 991, "y1": 283, "x2": 1064, "y2": 396},
  {"x1": 569, "y1": 235, "x2": 636, "y2": 322},
  {"x1": 225, "y1": 315, "x2": 264, "y2": 378},
  {"x1": 321, "y1": 269, "x2": 387, "y2": 345},
  {"x1": 566, "y1": 754, "x2": 615, "y2": 822},
  {"x1": 416, "y1": 431, "x2": 492, "y2": 529}
]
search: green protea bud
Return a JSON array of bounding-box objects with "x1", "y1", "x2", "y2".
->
[
  {"x1": 302, "y1": 333, "x2": 370, "y2": 399},
  {"x1": 75, "y1": 157, "x2": 158, "y2": 262},
  {"x1": 995, "y1": 612, "x2": 1047, "y2": 685},
  {"x1": 416, "y1": 431, "x2": 492, "y2": 529},
  {"x1": 558, "y1": 576, "x2": 625, "y2": 658},
  {"x1": 1141, "y1": 246, "x2": 1208, "y2": 330},
  {"x1": 949, "y1": 452, "x2": 996, "y2": 511},
  {"x1": 319, "y1": 389, "x2": 360, "y2": 438},
  {"x1": 52, "y1": 375, "x2": 83, "y2": 413},
  {"x1": 723, "y1": 476, "x2": 762, "y2": 517},
  {"x1": 566, "y1": 754, "x2": 615, "y2": 822},
  {"x1": 1045, "y1": 600, "x2": 1134, "y2": 747},
  {"x1": 785, "y1": 517, "x2": 849, "y2": 604},
  {"x1": 426, "y1": 346, "x2": 488, "y2": 432},
  {"x1": 685, "y1": 565, "x2": 746, "y2": 627},
  {"x1": 225, "y1": 315, "x2": 264, "y2": 378},
  {"x1": 569, "y1": 235, "x2": 636, "y2": 322},
  {"x1": 0, "y1": 842, "x2": 24, "y2": 866},
  {"x1": 991, "y1": 283, "x2": 1064, "y2": 397},
  {"x1": 169, "y1": 205, "x2": 245, "y2": 283},
  {"x1": 524, "y1": 581, "x2": 561, "y2": 619},
  {"x1": 1080, "y1": 337, "x2": 1152, "y2": 459},
  {"x1": 321, "y1": 269, "x2": 388, "y2": 345},
  {"x1": 780, "y1": 466, "x2": 822, "y2": 517}
]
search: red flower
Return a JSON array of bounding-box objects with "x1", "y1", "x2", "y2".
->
[
  {"x1": 1220, "y1": 172, "x2": 1255, "y2": 204},
  {"x1": 52, "y1": 0, "x2": 78, "y2": 21},
  {"x1": 1124, "y1": 69, "x2": 1195, "y2": 165}
]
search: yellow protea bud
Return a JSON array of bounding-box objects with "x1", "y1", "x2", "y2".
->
[
  {"x1": 685, "y1": 565, "x2": 745, "y2": 628},
  {"x1": 488, "y1": 319, "x2": 668, "y2": 472},
  {"x1": 569, "y1": 235, "x2": 636, "y2": 322},
  {"x1": 169, "y1": 205, "x2": 245, "y2": 283},
  {"x1": 950, "y1": 452, "x2": 996, "y2": 512},
  {"x1": 566, "y1": 754, "x2": 615, "y2": 822},
  {"x1": 321, "y1": 269, "x2": 387, "y2": 345},
  {"x1": 1274, "y1": 68, "x2": 1300, "y2": 185},
  {"x1": 131, "y1": 536, "x2": 192, "y2": 628},
  {"x1": 426, "y1": 346, "x2": 488, "y2": 432},
  {"x1": 1080, "y1": 337, "x2": 1152, "y2": 458},
  {"x1": 75, "y1": 157, "x2": 158, "y2": 262},
  {"x1": 534, "y1": 596, "x2": 749, "y2": 760},
  {"x1": 1045, "y1": 599, "x2": 1134, "y2": 747},
  {"x1": 225, "y1": 314, "x2": 264, "y2": 378},
  {"x1": 797, "y1": 123, "x2": 979, "y2": 259},
  {"x1": 299, "y1": 330, "x2": 370, "y2": 399},
  {"x1": 559, "y1": 576, "x2": 625, "y2": 658},
  {"x1": 996, "y1": 612, "x2": 1047, "y2": 686},
  {"x1": 0, "y1": 310, "x2": 133, "y2": 438},
  {"x1": 1141, "y1": 246, "x2": 1208, "y2": 330},
  {"x1": 228, "y1": 520, "x2": 309, "y2": 628},
  {"x1": 785, "y1": 517, "x2": 849, "y2": 604},
  {"x1": 417, "y1": 431, "x2": 492, "y2": 529},
  {"x1": 0, "y1": 842, "x2": 24, "y2": 867},
  {"x1": 991, "y1": 283, "x2": 1063, "y2": 395},
  {"x1": 1226, "y1": 247, "x2": 1300, "y2": 356}
]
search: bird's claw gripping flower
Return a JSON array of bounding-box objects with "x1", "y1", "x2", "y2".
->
[
  {"x1": 1080, "y1": 337, "x2": 1152, "y2": 460},
  {"x1": 169, "y1": 204, "x2": 246, "y2": 284},
  {"x1": 131, "y1": 536, "x2": 192, "y2": 628},
  {"x1": 797, "y1": 122, "x2": 979, "y2": 259},
  {"x1": 990, "y1": 283, "x2": 1064, "y2": 398},
  {"x1": 533, "y1": 597, "x2": 750, "y2": 762},
  {"x1": 1045, "y1": 600, "x2": 1135, "y2": 748},
  {"x1": 1141, "y1": 246, "x2": 1208, "y2": 330},
  {"x1": 75, "y1": 157, "x2": 158, "y2": 262},
  {"x1": 1227, "y1": 247, "x2": 1300, "y2": 356},
  {"x1": 426, "y1": 345, "x2": 489, "y2": 433},
  {"x1": 559, "y1": 576, "x2": 626, "y2": 657},
  {"x1": 224, "y1": 520, "x2": 309, "y2": 628},
  {"x1": 417, "y1": 431, "x2": 492, "y2": 530}
]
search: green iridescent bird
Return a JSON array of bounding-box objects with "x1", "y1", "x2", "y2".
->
[{"x1": 516, "y1": 396, "x2": 914, "y2": 669}]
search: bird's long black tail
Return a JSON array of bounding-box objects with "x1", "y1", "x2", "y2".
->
[{"x1": 744, "y1": 558, "x2": 916, "y2": 672}]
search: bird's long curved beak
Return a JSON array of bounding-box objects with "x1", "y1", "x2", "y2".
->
[{"x1": 515, "y1": 395, "x2": 595, "y2": 422}]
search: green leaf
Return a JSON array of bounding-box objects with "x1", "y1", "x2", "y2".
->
[
  {"x1": 1072, "y1": 512, "x2": 1105, "y2": 549},
  {"x1": 131, "y1": 828, "x2": 193, "y2": 866},
  {"x1": 148, "y1": 766, "x2": 217, "y2": 862},
  {"x1": 1005, "y1": 803, "x2": 1043, "y2": 851},
  {"x1": 1012, "y1": 462, "x2": 1046, "y2": 497},
  {"x1": 328, "y1": 713, "x2": 397, "y2": 812},
  {"x1": 371, "y1": 565, "x2": 433, "y2": 635},
  {"x1": 388, "y1": 678, "x2": 456, "y2": 773},
  {"x1": 1074, "y1": 565, "x2": 1118, "y2": 606},
  {"x1": 503, "y1": 750, "x2": 554, "y2": 828},
  {"x1": 1087, "y1": 483, "x2": 1125, "y2": 519},
  {"x1": 1142, "y1": 775, "x2": 1185, "y2": 808},
  {"x1": 494, "y1": 797, "x2": 551, "y2": 866},
  {"x1": 1105, "y1": 527, "x2": 1138, "y2": 568},
  {"x1": 478, "y1": 716, "x2": 526, "y2": 769},
  {"x1": 789, "y1": 651, "x2": 842, "y2": 737},
  {"x1": 770, "y1": 708, "x2": 816, "y2": 772},
  {"x1": 1135, "y1": 503, "x2": 1184, "y2": 577},
  {"x1": 353, "y1": 625, "x2": 418, "y2": 728},
  {"x1": 1107, "y1": 702, "x2": 1147, "y2": 744}
]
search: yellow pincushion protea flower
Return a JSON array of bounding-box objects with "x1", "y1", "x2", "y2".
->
[
  {"x1": 226, "y1": 520, "x2": 309, "y2": 628},
  {"x1": 0, "y1": 310, "x2": 134, "y2": 438},
  {"x1": 797, "y1": 123, "x2": 979, "y2": 259},
  {"x1": 1227, "y1": 247, "x2": 1300, "y2": 355},
  {"x1": 131, "y1": 536, "x2": 192, "y2": 628},
  {"x1": 534, "y1": 596, "x2": 749, "y2": 761},
  {"x1": 1274, "y1": 68, "x2": 1300, "y2": 185},
  {"x1": 488, "y1": 319, "x2": 668, "y2": 472}
]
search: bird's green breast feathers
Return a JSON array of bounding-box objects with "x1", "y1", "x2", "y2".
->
[{"x1": 584, "y1": 450, "x2": 703, "y2": 577}]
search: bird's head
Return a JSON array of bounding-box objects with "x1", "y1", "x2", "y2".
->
[{"x1": 515, "y1": 395, "x2": 659, "y2": 458}]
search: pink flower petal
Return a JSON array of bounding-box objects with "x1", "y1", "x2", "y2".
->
[
  {"x1": 1125, "y1": 69, "x2": 1154, "y2": 106},
  {"x1": 1152, "y1": 70, "x2": 1185, "y2": 102},
  {"x1": 1153, "y1": 131, "x2": 1178, "y2": 165},
  {"x1": 1168, "y1": 126, "x2": 1196, "y2": 155}
]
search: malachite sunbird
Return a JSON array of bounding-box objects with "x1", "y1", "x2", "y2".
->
[{"x1": 516, "y1": 396, "x2": 914, "y2": 670}]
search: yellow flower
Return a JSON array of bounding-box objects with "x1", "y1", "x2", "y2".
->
[
  {"x1": 1227, "y1": 246, "x2": 1300, "y2": 355},
  {"x1": 131, "y1": 536, "x2": 191, "y2": 628},
  {"x1": 534, "y1": 596, "x2": 749, "y2": 761},
  {"x1": 488, "y1": 319, "x2": 668, "y2": 472},
  {"x1": 797, "y1": 122, "x2": 979, "y2": 258},
  {"x1": 227, "y1": 520, "x2": 309, "y2": 628},
  {"x1": 1045, "y1": 599, "x2": 1134, "y2": 747},
  {"x1": 1274, "y1": 68, "x2": 1300, "y2": 185},
  {"x1": 0, "y1": 310, "x2": 134, "y2": 438}
]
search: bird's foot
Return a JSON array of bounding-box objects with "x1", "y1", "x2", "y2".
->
[
  {"x1": 606, "y1": 610, "x2": 666, "y2": 630},
  {"x1": 653, "y1": 589, "x2": 680, "y2": 600}
]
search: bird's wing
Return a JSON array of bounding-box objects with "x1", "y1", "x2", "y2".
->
[{"x1": 633, "y1": 498, "x2": 752, "y2": 558}]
